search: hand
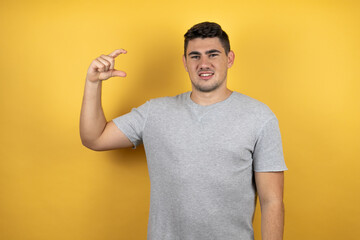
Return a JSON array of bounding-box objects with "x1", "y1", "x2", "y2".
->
[{"x1": 86, "y1": 49, "x2": 127, "y2": 83}]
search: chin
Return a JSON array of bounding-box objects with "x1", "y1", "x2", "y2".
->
[{"x1": 193, "y1": 83, "x2": 220, "y2": 93}]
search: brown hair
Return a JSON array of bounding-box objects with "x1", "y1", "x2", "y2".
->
[{"x1": 184, "y1": 22, "x2": 230, "y2": 57}]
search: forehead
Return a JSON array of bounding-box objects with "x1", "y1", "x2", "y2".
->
[{"x1": 186, "y1": 37, "x2": 224, "y2": 55}]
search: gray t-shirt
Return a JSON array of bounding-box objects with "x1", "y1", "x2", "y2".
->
[{"x1": 113, "y1": 91, "x2": 287, "y2": 240}]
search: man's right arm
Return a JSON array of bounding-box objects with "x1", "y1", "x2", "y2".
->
[{"x1": 79, "y1": 49, "x2": 134, "y2": 151}]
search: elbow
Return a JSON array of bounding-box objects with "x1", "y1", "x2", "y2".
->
[
  {"x1": 80, "y1": 138, "x2": 104, "y2": 151},
  {"x1": 81, "y1": 139, "x2": 95, "y2": 150}
]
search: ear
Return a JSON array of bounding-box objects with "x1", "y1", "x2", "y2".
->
[
  {"x1": 182, "y1": 55, "x2": 188, "y2": 72},
  {"x1": 227, "y1": 50, "x2": 235, "y2": 68}
]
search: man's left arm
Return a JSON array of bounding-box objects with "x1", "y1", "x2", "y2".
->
[{"x1": 255, "y1": 171, "x2": 285, "y2": 240}]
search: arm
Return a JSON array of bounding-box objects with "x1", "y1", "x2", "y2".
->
[
  {"x1": 255, "y1": 171, "x2": 285, "y2": 240},
  {"x1": 80, "y1": 49, "x2": 133, "y2": 150}
]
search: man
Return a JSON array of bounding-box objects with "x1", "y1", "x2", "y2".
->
[{"x1": 80, "y1": 22, "x2": 287, "y2": 240}]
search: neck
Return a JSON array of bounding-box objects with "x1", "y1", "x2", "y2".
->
[{"x1": 190, "y1": 87, "x2": 233, "y2": 106}]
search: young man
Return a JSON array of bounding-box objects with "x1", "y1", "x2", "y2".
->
[{"x1": 80, "y1": 22, "x2": 287, "y2": 240}]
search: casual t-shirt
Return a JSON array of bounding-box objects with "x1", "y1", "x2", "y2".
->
[{"x1": 113, "y1": 91, "x2": 287, "y2": 240}]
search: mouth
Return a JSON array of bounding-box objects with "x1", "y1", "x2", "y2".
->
[{"x1": 198, "y1": 71, "x2": 214, "y2": 80}]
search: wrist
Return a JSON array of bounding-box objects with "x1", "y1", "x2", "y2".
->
[{"x1": 86, "y1": 78, "x2": 102, "y2": 86}]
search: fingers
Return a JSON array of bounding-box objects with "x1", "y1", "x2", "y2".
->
[
  {"x1": 108, "y1": 49, "x2": 127, "y2": 58},
  {"x1": 100, "y1": 54, "x2": 116, "y2": 70},
  {"x1": 96, "y1": 49, "x2": 127, "y2": 71},
  {"x1": 92, "y1": 59, "x2": 107, "y2": 73},
  {"x1": 87, "y1": 49, "x2": 127, "y2": 82},
  {"x1": 96, "y1": 57, "x2": 111, "y2": 72}
]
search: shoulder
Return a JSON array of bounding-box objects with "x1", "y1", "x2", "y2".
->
[{"x1": 230, "y1": 91, "x2": 277, "y2": 121}]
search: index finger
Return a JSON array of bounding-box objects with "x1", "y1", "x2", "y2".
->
[{"x1": 108, "y1": 49, "x2": 127, "y2": 58}]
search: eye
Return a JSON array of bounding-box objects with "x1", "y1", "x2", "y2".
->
[
  {"x1": 190, "y1": 55, "x2": 200, "y2": 59},
  {"x1": 209, "y1": 54, "x2": 218, "y2": 58}
]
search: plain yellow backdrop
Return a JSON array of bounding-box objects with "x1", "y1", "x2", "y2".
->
[{"x1": 1, "y1": 0, "x2": 359, "y2": 239}]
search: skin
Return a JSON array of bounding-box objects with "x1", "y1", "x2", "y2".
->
[
  {"x1": 80, "y1": 40, "x2": 285, "y2": 239},
  {"x1": 256, "y1": 171, "x2": 285, "y2": 240},
  {"x1": 183, "y1": 37, "x2": 235, "y2": 106},
  {"x1": 80, "y1": 49, "x2": 133, "y2": 150}
]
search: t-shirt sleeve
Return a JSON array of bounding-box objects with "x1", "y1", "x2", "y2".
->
[
  {"x1": 253, "y1": 117, "x2": 288, "y2": 172},
  {"x1": 112, "y1": 101, "x2": 150, "y2": 148}
]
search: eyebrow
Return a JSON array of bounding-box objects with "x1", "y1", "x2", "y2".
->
[
  {"x1": 188, "y1": 49, "x2": 222, "y2": 56},
  {"x1": 206, "y1": 49, "x2": 221, "y2": 55},
  {"x1": 188, "y1": 51, "x2": 201, "y2": 56}
]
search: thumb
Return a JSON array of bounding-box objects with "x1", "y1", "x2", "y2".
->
[
  {"x1": 97, "y1": 69, "x2": 126, "y2": 81},
  {"x1": 110, "y1": 69, "x2": 127, "y2": 78}
]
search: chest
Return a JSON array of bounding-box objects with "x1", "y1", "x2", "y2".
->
[{"x1": 143, "y1": 106, "x2": 259, "y2": 164}]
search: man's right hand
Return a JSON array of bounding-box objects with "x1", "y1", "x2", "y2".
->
[
  {"x1": 86, "y1": 49, "x2": 127, "y2": 83},
  {"x1": 81, "y1": 48, "x2": 134, "y2": 151}
]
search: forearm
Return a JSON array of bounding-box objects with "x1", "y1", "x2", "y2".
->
[
  {"x1": 260, "y1": 200, "x2": 284, "y2": 240},
  {"x1": 80, "y1": 79, "x2": 107, "y2": 147}
]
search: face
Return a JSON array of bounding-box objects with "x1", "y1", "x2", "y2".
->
[{"x1": 183, "y1": 37, "x2": 234, "y2": 93}]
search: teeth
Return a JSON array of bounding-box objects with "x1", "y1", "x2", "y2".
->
[{"x1": 200, "y1": 73, "x2": 212, "y2": 77}]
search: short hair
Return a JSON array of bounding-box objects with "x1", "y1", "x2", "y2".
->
[{"x1": 184, "y1": 22, "x2": 230, "y2": 57}]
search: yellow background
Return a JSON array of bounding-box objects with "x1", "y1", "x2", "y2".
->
[{"x1": 1, "y1": 0, "x2": 359, "y2": 239}]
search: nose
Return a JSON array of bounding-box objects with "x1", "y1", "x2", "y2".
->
[{"x1": 199, "y1": 57, "x2": 210, "y2": 69}]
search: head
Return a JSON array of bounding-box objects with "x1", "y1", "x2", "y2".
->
[
  {"x1": 184, "y1": 22, "x2": 231, "y2": 57},
  {"x1": 183, "y1": 22, "x2": 234, "y2": 93}
]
